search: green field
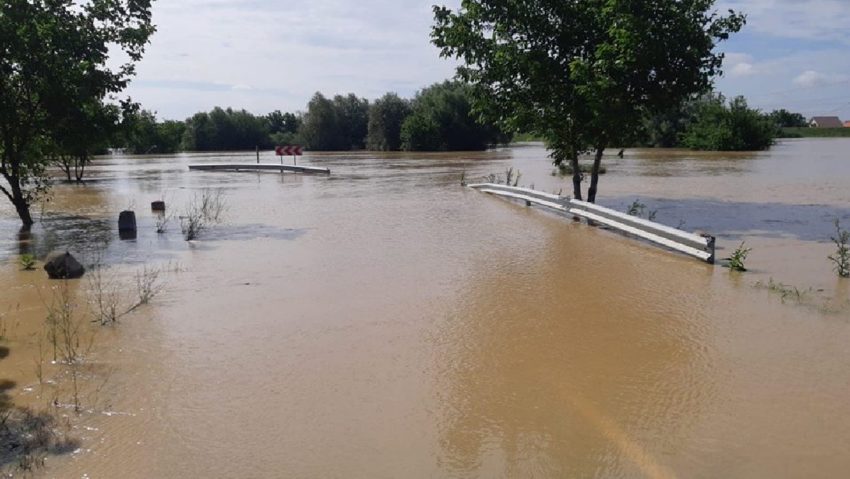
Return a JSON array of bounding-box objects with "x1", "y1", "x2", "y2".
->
[{"x1": 779, "y1": 127, "x2": 850, "y2": 138}]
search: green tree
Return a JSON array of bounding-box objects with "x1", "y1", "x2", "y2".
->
[
  {"x1": 122, "y1": 109, "x2": 160, "y2": 154},
  {"x1": 298, "y1": 93, "x2": 369, "y2": 151},
  {"x1": 334, "y1": 94, "x2": 370, "y2": 150},
  {"x1": 681, "y1": 95, "x2": 775, "y2": 151},
  {"x1": 266, "y1": 111, "x2": 303, "y2": 146},
  {"x1": 640, "y1": 98, "x2": 701, "y2": 148},
  {"x1": 120, "y1": 109, "x2": 186, "y2": 154},
  {"x1": 266, "y1": 111, "x2": 301, "y2": 139},
  {"x1": 181, "y1": 107, "x2": 271, "y2": 151},
  {"x1": 49, "y1": 101, "x2": 121, "y2": 181},
  {"x1": 0, "y1": 0, "x2": 155, "y2": 227},
  {"x1": 367, "y1": 93, "x2": 412, "y2": 151},
  {"x1": 157, "y1": 120, "x2": 188, "y2": 153},
  {"x1": 401, "y1": 81, "x2": 506, "y2": 151},
  {"x1": 433, "y1": 0, "x2": 744, "y2": 202},
  {"x1": 769, "y1": 109, "x2": 808, "y2": 128},
  {"x1": 299, "y1": 93, "x2": 340, "y2": 150}
]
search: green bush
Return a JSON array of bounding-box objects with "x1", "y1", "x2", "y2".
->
[
  {"x1": 680, "y1": 95, "x2": 775, "y2": 151},
  {"x1": 400, "y1": 81, "x2": 509, "y2": 151}
]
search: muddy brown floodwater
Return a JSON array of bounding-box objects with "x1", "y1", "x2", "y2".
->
[{"x1": 1, "y1": 139, "x2": 849, "y2": 478}]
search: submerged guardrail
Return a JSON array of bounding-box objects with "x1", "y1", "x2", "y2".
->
[
  {"x1": 467, "y1": 183, "x2": 715, "y2": 264},
  {"x1": 188, "y1": 163, "x2": 331, "y2": 175}
]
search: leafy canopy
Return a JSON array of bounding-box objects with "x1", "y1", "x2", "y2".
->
[
  {"x1": 367, "y1": 93, "x2": 412, "y2": 151},
  {"x1": 401, "y1": 81, "x2": 507, "y2": 151},
  {"x1": 680, "y1": 94, "x2": 775, "y2": 151},
  {"x1": 0, "y1": 0, "x2": 155, "y2": 224},
  {"x1": 432, "y1": 0, "x2": 745, "y2": 164}
]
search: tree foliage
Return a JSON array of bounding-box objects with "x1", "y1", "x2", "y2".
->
[
  {"x1": 181, "y1": 107, "x2": 272, "y2": 151},
  {"x1": 680, "y1": 95, "x2": 775, "y2": 151},
  {"x1": 769, "y1": 109, "x2": 808, "y2": 128},
  {"x1": 0, "y1": 0, "x2": 154, "y2": 226},
  {"x1": 367, "y1": 93, "x2": 412, "y2": 151},
  {"x1": 112, "y1": 87, "x2": 507, "y2": 154},
  {"x1": 120, "y1": 109, "x2": 185, "y2": 154},
  {"x1": 640, "y1": 99, "x2": 701, "y2": 148},
  {"x1": 299, "y1": 93, "x2": 370, "y2": 151},
  {"x1": 432, "y1": 0, "x2": 745, "y2": 201},
  {"x1": 266, "y1": 110, "x2": 302, "y2": 146},
  {"x1": 49, "y1": 101, "x2": 122, "y2": 181},
  {"x1": 401, "y1": 81, "x2": 507, "y2": 151}
]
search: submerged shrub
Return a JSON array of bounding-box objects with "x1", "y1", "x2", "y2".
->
[
  {"x1": 680, "y1": 95, "x2": 775, "y2": 151},
  {"x1": 726, "y1": 241, "x2": 752, "y2": 272},
  {"x1": 180, "y1": 189, "x2": 226, "y2": 241},
  {"x1": 20, "y1": 254, "x2": 37, "y2": 270},
  {"x1": 828, "y1": 219, "x2": 850, "y2": 278}
]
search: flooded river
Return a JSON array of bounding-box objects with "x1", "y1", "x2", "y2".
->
[{"x1": 1, "y1": 139, "x2": 849, "y2": 477}]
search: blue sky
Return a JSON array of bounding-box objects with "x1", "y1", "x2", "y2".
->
[{"x1": 127, "y1": 0, "x2": 850, "y2": 121}]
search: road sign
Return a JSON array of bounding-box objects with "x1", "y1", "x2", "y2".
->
[{"x1": 275, "y1": 145, "x2": 303, "y2": 156}]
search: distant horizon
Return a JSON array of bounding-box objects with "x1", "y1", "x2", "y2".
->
[{"x1": 123, "y1": 0, "x2": 850, "y2": 121}]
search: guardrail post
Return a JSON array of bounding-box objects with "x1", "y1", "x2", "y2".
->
[{"x1": 704, "y1": 235, "x2": 716, "y2": 264}]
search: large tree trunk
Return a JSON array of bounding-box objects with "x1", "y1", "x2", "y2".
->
[
  {"x1": 570, "y1": 154, "x2": 582, "y2": 201},
  {"x1": 75, "y1": 155, "x2": 86, "y2": 182},
  {"x1": 11, "y1": 189, "x2": 34, "y2": 228},
  {"x1": 3, "y1": 170, "x2": 35, "y2": 228},
  {"x1": 587, "y1": 146, "x2": 605, "y2": 203}
]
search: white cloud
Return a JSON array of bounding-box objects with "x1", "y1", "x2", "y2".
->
[
  {"x1": 716, "y1": 49, "x2": 850, "y2": 118},
  {"x1": 117, "y1": 0, "x2": 850, "y2": 119},
  {"x1": 792, "y1": 70, "x2": 848, "y2": 88},
  {"x1": 794, "y1": 70, "x2": 826, "y2": 87},
  {"x1": 123, "y1": 0, "x2": 462, "y2": 119},
  {"x1": 731, "y1": 63, "x2": 755, "y2": 77},
  {"x1": 718, "y1": 0, "x2": 850, "y2": 44},
  {"x1": 724, "y1": 53, "x2": 757, "y2": 77}
]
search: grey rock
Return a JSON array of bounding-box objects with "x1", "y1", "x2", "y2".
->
[{"x1": 43, "y1": 251, "x2": 85, "y2": 279}]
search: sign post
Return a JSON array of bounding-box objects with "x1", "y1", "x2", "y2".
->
[{"x1": 274, "y1": 145, "x2": 303, "y2": 168}]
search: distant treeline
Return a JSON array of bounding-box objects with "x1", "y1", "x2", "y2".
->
[
  {"x1": 778, "y1": 127, "x2": 850, "y2": 138},
  {"x1": 117, "y1": 81, "x2": 509, "y2": 154},
  {"x1": 518, "y1": 96, "x2": 807, "y2": 151},
  {"x1": 117, "y1": 85, "x2": 819, "y2": 155}
]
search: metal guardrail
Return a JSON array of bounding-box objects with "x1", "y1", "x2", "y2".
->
[
  {"x1": 468, "y1": 183, "x2": 715, "y2": 263},
  {"x1": 188, "y1": 163, "x2": 331, "y2": 175},
  {"x1": 466, "y1": 183, "x2": 567, "y2": 211}
]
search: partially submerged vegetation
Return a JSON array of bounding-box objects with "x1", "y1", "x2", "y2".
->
[
  {"x1": 88, "y1": 260, "x2": 163, "y2": 325},
  {"x1": 180, "y1": 188, "x2": 227, "y2": 241},
  {"x1": 19, "y1": 254, "x2": 37, "y2": 271},
  {"x1": 754, "y1": 278, "x2": 812, "y2": 304},
  {"x1": 0, "y1": 405, "x2": 79, "y2": 475},
  {"x1": 0, "y1": 252, "x2": 176, "y2": 475},
  {"x1": 0, "y1": 0, "x2": 154, "y2": 226},
  {"x1": 678, "y1": 95, "x2": 775, "y2": 151},
  {"x1": 433, "y1": 0, "x2": 745, "y2": 202},
  {"x1": 828, "y1": 219, "x2": 850, "y2": 278},
  {"x1": 725, "y1": 242, "x2": 752, "y2": 272},
  {"x1": 626, "y1": 200, "x2": 658, "y2": 221}
]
